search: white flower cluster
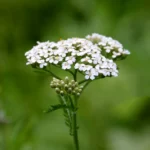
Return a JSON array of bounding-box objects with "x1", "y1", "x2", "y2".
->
[
  {"x1": 86, "y1": 33, "x2": 130, "y2": 59},
  {"x1": 25, "y1": 34, "x2": 130, "y2": 80}
]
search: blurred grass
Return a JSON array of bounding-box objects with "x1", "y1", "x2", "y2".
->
[{"x1": 0, "y1": 0, "x2": 150, "y2": 150}]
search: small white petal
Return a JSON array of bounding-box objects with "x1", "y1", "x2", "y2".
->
[{"x1": 85, "y1": 75, "x2": 89, "y2": 79}]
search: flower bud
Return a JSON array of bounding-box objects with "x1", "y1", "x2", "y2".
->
[
  {"x1": 71, "y1": 84, "x2": 76, "y2": 88},
  {"x1": 50, "y1": 83, "x2": 55, "y2": 88},
  {"x1": 74, "y1": 82, "x2": 78, "y2": 86},
  {"x1": 71, "y1": 80, "x2": 75, "y2": 84},
  {"x1": 68, "y1": 83, "x2": 72, "y2": 87},
  {"x1": 60, "y1": 80, "x2": 65, "y2": 86},
  {"x1": 80, "y1": 86, "x2": 84, "y2": 89},
  {"x1": 72, "y1": 90, "x2": 76, "y2": 95},
  {"x1": 78, "y1": 89, "x2": 82, "y2": 93},
  {"x1": 64, "y1": 84, "x2": 68, "y2": 90},
  {"x1": 65, "y1": 76, "x2": 69, "y2": 83},
  {"x1": 74, "y1": 87, "x2": 79, "y2": 91},
  {"x1": 55, "y1": 88, "x2": 60, "y2": 94},
  {"x1": 77, "y1": 93, "x2": 80, "y2": 96},
  {"x1": 60, "y1": 91, "x2": 64, "y2": 96},
  {"x1": 68, "y1": 88, "x2": 72, "y2": 94},
  {"x1": 50, "y1": 76, "x2": 82, "y2": 96}
]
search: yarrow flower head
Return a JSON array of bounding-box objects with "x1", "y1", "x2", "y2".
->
[
  {"x1": 25, "y1": 33, "x2": 130, "y2": 80},
  {"x1": 86, "y1": 33, "x2": 130, "y2": 59}
]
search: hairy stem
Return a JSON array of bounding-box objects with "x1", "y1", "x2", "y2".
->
[
  {"x1": 69, "y1": 96, "x2": 79, "y2": 150},
  {"x1": 72, "y1": 109, "x2": 79, "y2": 150},
  {"x1": 60, "y1": 96, "x2": 72, "y2": 126}
]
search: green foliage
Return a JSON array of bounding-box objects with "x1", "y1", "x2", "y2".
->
[{"x1": 44, "y1": 104, "x2": 69, "y2": 113}]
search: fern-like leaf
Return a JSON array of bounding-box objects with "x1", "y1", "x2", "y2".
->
[{"x1": 44, "y1": 104, "x2": 68, "y2": 113}]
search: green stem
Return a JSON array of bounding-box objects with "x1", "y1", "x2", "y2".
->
[
  {"x1": 59, "y1": 96, "x2": 72, "y2": 127},
  {"x1": 78, "y1": 79, "x2": 87, "y2": 85},
  {"x1": 67, "y1": 70, "x2": 75, "y2": 77},
  {"x1": 72, "y1": 110, "x2": 79, "y2": 150},
  {"x1": 69, "y1": 96, "x2": 79, "y2": 150},
  {"x1": 73, "y1": 70, "x2": 77, "y2": 81},
  {"x1": 34, "y1": 67, "x2": 62, "y2": 79}
]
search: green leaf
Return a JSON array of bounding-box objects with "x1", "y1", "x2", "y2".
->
[{"x1": 44, "y1": 104, "x2": 69, "y2": 113}]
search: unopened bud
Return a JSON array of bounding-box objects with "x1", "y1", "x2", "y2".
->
[
  {"x1": 65, "y1": 76, "x2": 69, "y2": 83},
  {"x1": 55, "y1": 88, "x2": 60, "y2": 94},
  {"x1": 56, "y1": 83, "x2": 60, "y2": 87},
  {"x1": 74, "y1": 82, "x2": 78, "y2": 86},
  {"x1": 68, "y1": 88, "x2": 72, "y2": 92},
  {"x1": 50, "y1": 84, "x2": 55, "y2": 88},
  {"x1": 64, "y1": 84, "x2": 68, "y2": 89},
  {"x1": 72, "y1": 90, "x2": 76, "y2": 95},
  {"x1": 78, "y1": 89, "x2": 82, "y2": 92},
  {"x1": 71, "y1": 80, "x2": 75, "y2": 84},
  {"x1": 60, "y1": 91, "x2": 64, "y2": 96},
  {"x1": 71, "y1": 84, "x2": 76, "y2": 88},
  {"x1": 68, "y1": 83, "x2": 72, "y2": 87},
  {"x1": 60, "y1": 80, "x2": 65, "y2": 86},
  {"x1": 77, "y1": 93, "x2": 80, "y2": 96},
  {"x1": 80, "y1": 86, "x2": 84, "y2": 89},
  {"x1": 75, "y1": 87, "x2": 79, "y2": 91}
]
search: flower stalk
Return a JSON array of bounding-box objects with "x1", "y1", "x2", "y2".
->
[{"x1": 72, "y1": 97, "x2": 79, "y2": 150}]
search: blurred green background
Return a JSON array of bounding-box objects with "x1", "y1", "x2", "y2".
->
[{"x1": 0, "y1": 0, "x2": 150, "y2": 150}]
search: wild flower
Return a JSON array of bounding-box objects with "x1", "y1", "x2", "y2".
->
[
  {"x1": 25, "y1": 34, "x2": 129, "y2": 80},
  {"x1": 25, "y1": 33, "x2": 130, "y2": 150}
]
